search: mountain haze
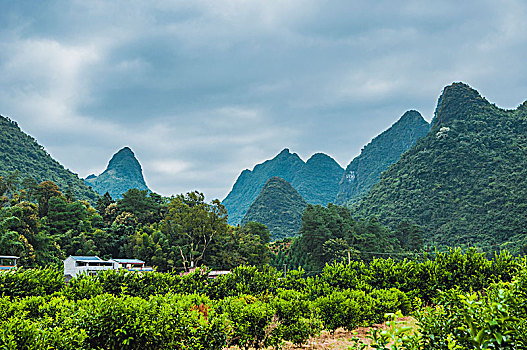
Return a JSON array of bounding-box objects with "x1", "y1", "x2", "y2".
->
[
  {"x1": 223, "y1": 149, "x2": 343, "y2": 225},
  {"x1": 353, "y1": 82, "x2": 527, "y2": 250},
  {"x1": 335, "y1": 110, "x2": 430, "y2": 205},
  {"x1": 241, "y1": 177, "x2": 308, "y2": 241},
  {"x1": 0, "y1": 115, "x2": 98, "y2": 202},
  {"x1": 85, "y1": 147, "x2": 150, "y2": 199}
]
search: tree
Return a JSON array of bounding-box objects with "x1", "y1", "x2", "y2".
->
[
  {"x1": 36, "y1": 181, "x2": 62, "y2": 217},
  {"x1": 395, "y1": 220, "x2": 424, "y2": 252},
  {"x1": 117, "y1": 189, "x2": 163, "y2": 225},
  {"x1": 161, "y1": 191, "x2": 228, "y2": 271},
  {"x1": 0, "y1": 214, "x2": 24, "y2": 255}
]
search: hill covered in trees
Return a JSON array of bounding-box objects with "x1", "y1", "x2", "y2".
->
[
  {"x1": 335, "y1": 110, "x2": 430, "y2": 205},
  {"x1": 353, "y1": 83, "x2": 527, "y2": 252},
  {"x1": 85, "y1": 147, "x2": 150, "y2": 199},
  {"x1": 292, "y1": 153, "x2": 345, "y2": 205},
  {"x1": 241, "y1": 177, "x2": 308, "y2": 240},
  {"x1": 0, "y1": 115, "x2": 98, "y2": 202},
  {"x1": 223, "y1": 149, "x2": 343, "y2": 225}
]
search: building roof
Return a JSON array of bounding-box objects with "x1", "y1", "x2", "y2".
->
[
  {"x1": 111, "y1": 259, "x2": 145, "y2": 264},
  {"x1": 0, "y1": 255, "x2": 19, "y2": 259},
  {"x1": 69, "y1": 256, "x2": 105, "y2": 262}
]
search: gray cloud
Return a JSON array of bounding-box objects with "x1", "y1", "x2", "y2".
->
[{"x1": 0, "y1": 0, "x2": 526, "y2": 200}]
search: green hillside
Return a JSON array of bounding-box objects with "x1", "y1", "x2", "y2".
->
[
  {"x1": 223, "y1": 149, "x2": 343, "y2": 225},
  {"x1": 241, "y1": 177, "x2": 307, "y2": 240},
  {"x1": 85, "y1": 147, "x2": 150, "y2": 199},
  {"x1": 335, "y1": 110, "x2": 430, "y2": 205},
  {"x1": 0, "y1": 115, "x2": 98, "y2": 202},
  {"x1": 353, "y1": 82, "x2": 527, "y2": 251},
  {"x1": 292, "y1": 153, "x2": 344, "y2": 205}
]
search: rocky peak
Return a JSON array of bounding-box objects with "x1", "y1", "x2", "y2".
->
[
  {"x1": 433, "y1": 82, "x2": 490, "y2": 127},
  {"x1": 85, "y1": 146, "x2": 149, "y2": 199}
]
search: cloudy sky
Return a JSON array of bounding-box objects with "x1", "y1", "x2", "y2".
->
[{"x1": 1, "y1": 1, "x2": 526, "y2": 200}]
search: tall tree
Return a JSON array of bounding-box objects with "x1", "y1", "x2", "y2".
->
[{"x1": 161, "y1": 191, "x2": 228, "y2": 271}]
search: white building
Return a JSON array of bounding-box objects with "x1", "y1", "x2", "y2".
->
[
  {"x1": 109, "y1": 258, "x2": 153, "y2": 272},
  {"x1": 63, "y1": 256, "x2": 154, "y2": 282},
  {"x1": 0, "y1": 255, "x2": 19, "y2": 271},
  {"x1": 63, "y1": 256, "x2": 115, "y2": 281}
]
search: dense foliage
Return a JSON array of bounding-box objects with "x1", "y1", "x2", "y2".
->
[
  {"x1": 0, "y1": 176, "x2": 270, "y2": 270},
  {"x1": 0, "y1": 115, "x2": 98, "y2": 203},
  {"x1": 222, "y1": 148, "x2": 343, "y2": 225},
  {"x1": 0, "y1": 248, "x2": 525, "y2": 349},
  {"x1": 272, "y1": 203, "x2": 423, "y2": 272},
  {"x1": 335, "y1": 110, "x2": 430, "y2": 205},
  {"x1": 353, "y1": 83, "x2": 527, "y2": 252},
  {"x1": 291, "y1": 152, "x2": 345, "y2": 206},
  {"x1": 241, "y1": 177, "x2": 307, "y2": 241},
  {"x1": 85, "y1": 147, "x2": 150, "y2": 199}
]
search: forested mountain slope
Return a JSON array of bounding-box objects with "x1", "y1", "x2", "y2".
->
[
  {"x1": 223, "y1": 149, "x2": 343, "y2": 225},
  {"x1": 85, "y1": 147, "x2": 149, "y2": 199},
  {"x1": 335, "y1": 110, "x2": 430, "y2": 205},
  {"x1": 292, "y1": 153, "x2": 344, "y2": 205},
  {"x1": 0, "y1": 115, "x2": 98, "y2": 202},
  {"x1": 241, "y1": 177, "x2": 307, "y2": 240},
  {"x1": 353, "y1": 82, "x2": 527, "y2": 250}
]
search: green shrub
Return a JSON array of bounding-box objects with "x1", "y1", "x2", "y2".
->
[
  {"x1": 0, "y1": 316, "x2": 86, "y2": 350},
  {"x1": 221, "y1": 294, "x2": 278, "y2": 349},
  {"x1": 0, "y1": 267, "x2": 64, "y2": 297},
  {"x1": 208, "y1": 265, "x2": 282, "y2": 299},
  {"x1": 315, "y1": 289, "x2": 375, "y2": 331},
  {"x1": 63, "y1": 273, "x2": 103, "y2": 300},
  {"x1": 271, "y1": 289, "x2": 322, "y2": 345},
  {"x1": 370, "y1": 288, "x2": 411, "y2": 323}
]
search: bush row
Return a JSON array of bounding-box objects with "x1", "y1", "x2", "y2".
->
[
  {"x1": 1, "y1": 248, "x2": 521, "y2": 304},
  {"x1": 351, "y1": 266, "x2": 527, "y2": 350},
  {"x1": 0, "y1": 286, "x2": 411, "y2": 349}
]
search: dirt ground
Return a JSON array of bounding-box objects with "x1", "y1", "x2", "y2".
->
[{"x1": 226, "y1": 316, "x2": 416, "y2": 350}]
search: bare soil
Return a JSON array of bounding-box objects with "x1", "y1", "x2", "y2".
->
[{"x1": 225, "y1": 316, "x2": 416, "y2": 350}]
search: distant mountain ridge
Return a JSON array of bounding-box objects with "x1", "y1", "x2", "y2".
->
[
  {"x1": 85, "y1": 147, "x2": 150, "y2": 199},
  {"x1": 335, "y1": 110, "x2": 430, "y2": 205},
  {"x1": 241, "y1": 177, "x2": 307, "y2": 240},
  {"x1": 222, "y1": 149, "x2": 343, "y2": 225},
  {"x1": 0, "y1": 114, "x2": 98, "y2": 202},
  {"x1": 353, "y1": 82, "x2": 527, "y2": 250}
]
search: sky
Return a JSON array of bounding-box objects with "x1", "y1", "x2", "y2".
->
[{"x1": 1, "y1": 0, "x2": 526, "y2": 201}]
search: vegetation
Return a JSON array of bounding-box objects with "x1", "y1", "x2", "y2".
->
[
  {"x1": 0, "y1": 249, "x2": 525, "y2": 349},
  {"x1": 0, "y1": 115, "x2": 98, "y2": 203},
  {"x1": 2, "y1": 82, "x2": 527, "y2": 348},
  {"x1": 241, "y1": 177, "x2": 307, "y2": 241},
  {"x1": 291, "y1": 152, "x2": 345, "y2": 205},
  {"x1": 272, "y1": 203, "x2": 418, "y2": 272},
  {"x1": 335, "y1": 110, "x2": 430, "y2": 205},
  {"x1": 222, "y1": 148, "x2": 343, "y2": 225},
  {"x1": 0, "y1": 174, "x2": 271, "y2": 269},
  {"x1": 85, "y1": 147, "x2": 150, "y2": 199},
  {"x1": 354, "y1": 83, "x2": 527, "y2": 252}
]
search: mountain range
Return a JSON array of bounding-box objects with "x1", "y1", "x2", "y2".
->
[
  {"x1": 3, "y1": 81, "x2": 527, "y2": 253},
  {"x1": 222, "y1": 149, "x2": 344, "y2": 225},
  {"x1": 353, "y1": 82, "x2": 527, "y2": 250},
  {"x1": 335, "y1": 110, "x2": 430, "y2": 205}
]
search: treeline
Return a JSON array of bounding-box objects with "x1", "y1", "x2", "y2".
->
[
  {"x1": 1, "y1": 171, "x2": 427, "y2": 272},
  {"x1": 0, "y1": 249, "x2": 525, "y2": 348},
  {"x1": 0, "y1": 173, "x2": 271, "y2": 270},
  {"x1": 271, "y1": 203, "x2": 424, "y2": 272}
]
